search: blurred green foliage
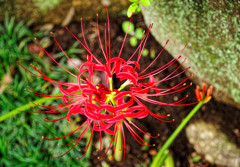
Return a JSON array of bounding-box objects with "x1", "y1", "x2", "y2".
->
[
  {"x1": 0, "y1": 111, "x2": 90, "y2": 167},
  {"x1": 33, "y1": 0, "x2": 62, "y2": 13},
  {"x1": 0, "y1": 15, "x2": 90, "y2": 166},
  {"x1": 54, "y1": 41, "x2": 85, "y2": 60},
  {"x1": 0, "y1": 14, "x2": 46, "y2": 79}
]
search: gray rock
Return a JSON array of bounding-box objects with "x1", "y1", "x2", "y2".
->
[
  {"x1": 186, "y1": 121, "x2": 240, "y2": 167},
  {"x1": 141, "y1": 0, "x2": 240, "y2": 109}
]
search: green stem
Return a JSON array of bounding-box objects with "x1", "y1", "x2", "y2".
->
[
  {"x1": 150, "y1": 101, "x2": 203, "y2": 167},
  {"x1": 109, "y1": 77, "x2": 113, "y2": 91},
  {"x1": 85, "y1": 130, "x2": 93, "y2": 160},
  {"x1": 0, "y1": 93, "x2": 62, "y2": 122},
  {"x1": 114, "y1": 124, "x2": 123, "y2": 161},
  {"x1": 118, "y1": 80, "x2": 131, "y2": 91},
  {"x1": 164, "y1": 151, "x2": 175, "y2": 167}
]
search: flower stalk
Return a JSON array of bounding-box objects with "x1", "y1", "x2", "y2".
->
[
  {"x1": 151, "y1": 101, "x2": 203, "y2": 167},
  {"x1": 0, "y1": 93, "x2": 62, "y2": 122},
  {"x1": 114, "y1": 123, "x2": 123, "y2": 161},
  {"x1": 150, "y1": 84, "x2": 213, "y2": 167}
]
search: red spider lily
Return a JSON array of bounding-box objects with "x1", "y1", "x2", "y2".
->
[
  {"x1": 195, "y1": 83, "x2": 213, "y2": 103},
  {"x1": 20, "y1": 8, "x2": 197, "y2": 161}
]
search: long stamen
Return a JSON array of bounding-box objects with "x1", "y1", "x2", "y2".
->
[
  {"x1": 127, "y1": 119, "x2": 160, "y2": 138},
  {"x1": 127, "y1": 24, "x2": 152, "y2": 62},
  {"x1": 65, "y1": 27, "x2": 102, "y2": 65},
  {"x1": 106, "y1": 6, "x2": 111, "y2": 61},
  {"x1": 139, "y1": 40, "x2": 169, "y2": 75},
  {"x1": 35, "y1": 38, "x2": 77, "y2": 78},
  {"x1": 80, "y1": 18, "x2": 91, "y2": 51},
  {"x1": 51, "y1": 32, "x2": 79, "y2": 70},
  {"x1": 118, "y1": 13, "x2": 133, "y2": 58},
  {"x1": 96, "y1": 14, "x2": 108, "y2": 62},
  {"x1": 43, "y1": 121, "x2": 87, "y2": 141}
]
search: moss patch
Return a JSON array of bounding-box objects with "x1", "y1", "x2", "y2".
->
[
  {"x1": 33, "y1": 0, "x2": 62, "y2": 13},
  {"x1": 141, "y1": 0, "x2": 240, "y2": 104}
]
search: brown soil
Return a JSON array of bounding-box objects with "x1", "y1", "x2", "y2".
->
[{"x1": 49, "y1": 14, "x2": 240, "y2": 167}]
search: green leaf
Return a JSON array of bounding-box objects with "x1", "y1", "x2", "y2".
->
[
  {"x1": 142, "y1": 48, "x2": 149, "y2": 56},
  {"x1": 192, "y1": 155, "x2": 201, "y2": 163},
  {"x1": 129, "y1": 36, "x2": 138, "y2": 47},
  {"x1": 127, "y1": 3, "x2": 138, "y2": 17},
  {"x1": 136, "y1": 6, "x2": 141, "y2": 12},
  {"x1": 122, "y1": 21, "x2": 135, "y2": 34},
  {"x1": 7, "y1": 17, "x2": 15, "y2": 37},
  {"x1": 140, "y1": 0, "x2": 151, "y2": 6},
  {"x1": 13, "y1": 21, "x2": 24, "y2": 36},
  {"x1": 135, "y1": 27, "x2": 144, "y2": 40}
]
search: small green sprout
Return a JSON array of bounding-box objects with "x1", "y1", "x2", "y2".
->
[
  {"x1": 122, "y1": 21, "x2": 135, "y2": 34},
  {"x1": 129, "y1": 36, "x2": 138, "y2": 47},
  {"x1": 135, "y1": 27, "x2": 144, "y2": 40},
  {"x1": 150, "y1": 49, "x2": 156, "y2": 59},
  {"x1": 127, "y1": 0, "x2": 153, "y2": 17},
  {"x1": 192, "y1": 155, "x2": 201, "y2": 163},
  {"x1": 121, "y1": 21, "x2": 146, "y2": 48},
  {"x1": 142, "y1": 48, "x2": 149, "y2": 56}
]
